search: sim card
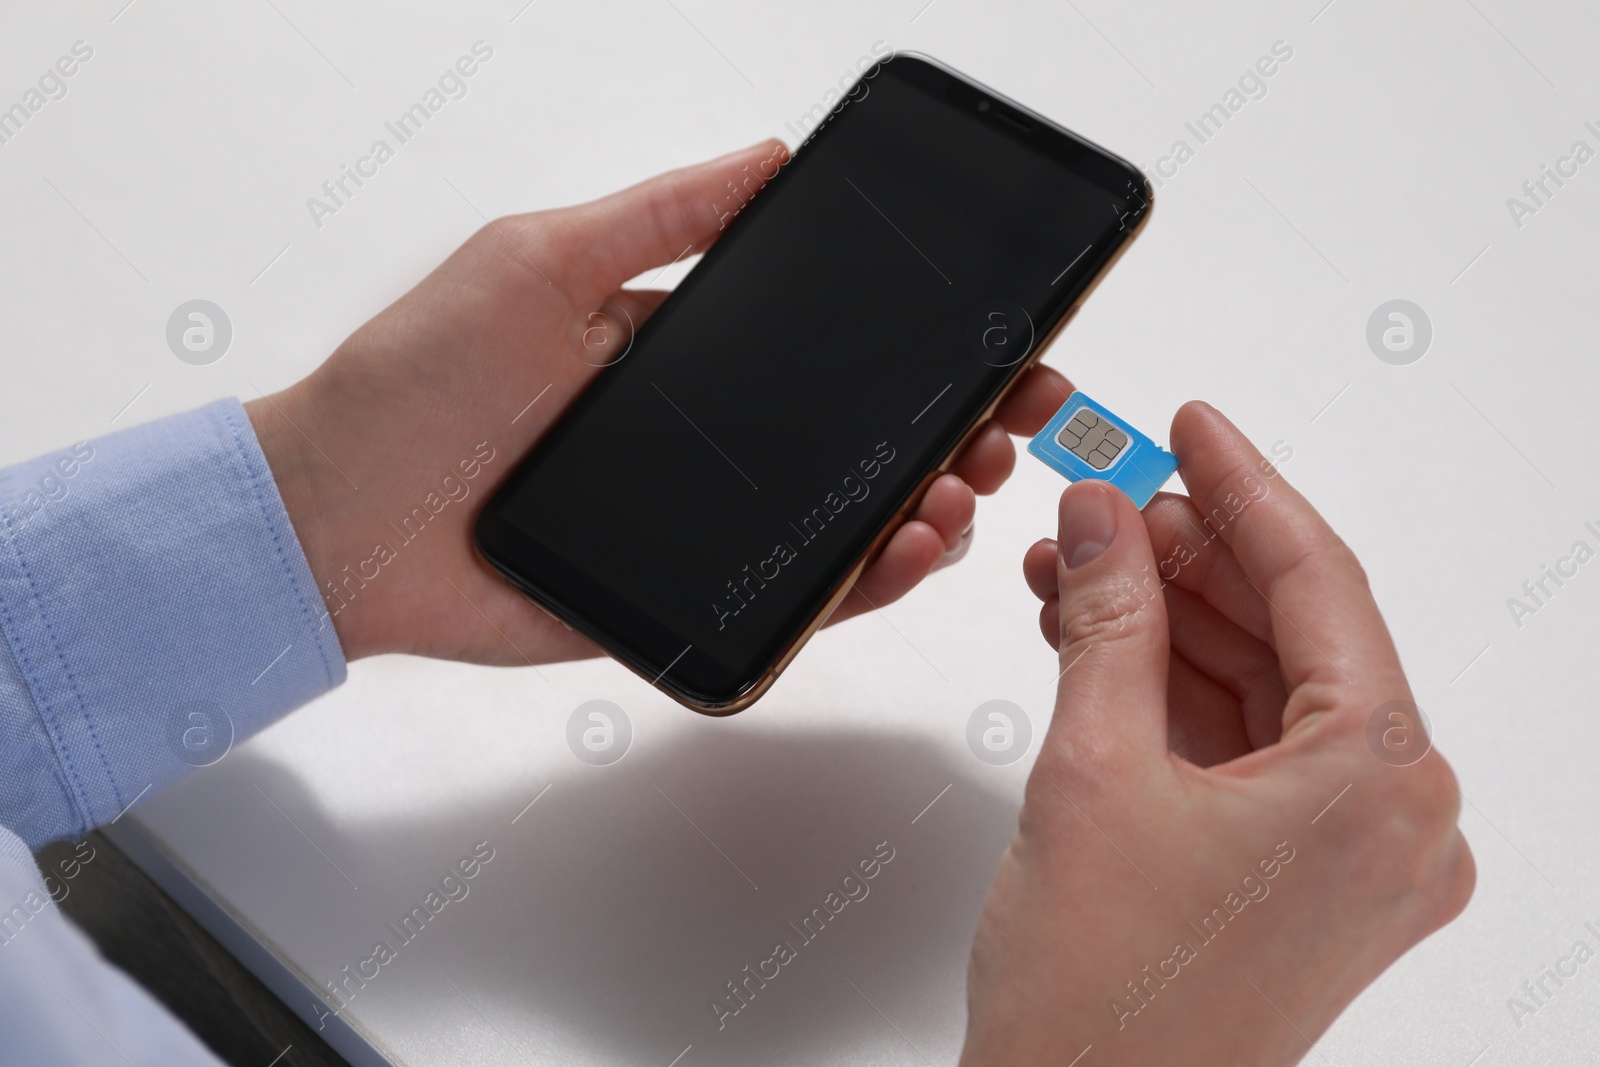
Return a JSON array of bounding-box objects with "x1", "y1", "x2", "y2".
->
[{"x1": 1027, "y1": 391, "x2": 1177, "y2": 509}]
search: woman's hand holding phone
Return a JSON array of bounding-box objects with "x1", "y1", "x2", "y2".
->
[
  {"x1": 960, "y1": 402, "x2": 1475, "y2": 1065},
  {"x1": 246, "y1": 141, "x2": 1068, "y2": 666}
]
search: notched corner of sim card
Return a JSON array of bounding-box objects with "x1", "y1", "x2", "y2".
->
[{"x1": 1027, "y1": 390, "x2": 1177, "y2": 509}]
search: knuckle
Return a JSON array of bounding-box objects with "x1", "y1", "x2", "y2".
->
[
  {"x1": 475, "y1": 212, "x2": 542, "y2": 254},
  {"x1": 1058, "y1": 576, "x2": 1159, "y2": 651},
  {"x1": 1382, "y1": 758, "x2": 1459, "y2": 831},
  {"x1": 1426, "y1": 832, "x2": 1477, "y2": 926},
  {"x1": 1329, "y1": 536, "x2": 1370, "y2": 586},
  {"x1": 1274, "y1": 532, "x2": 1368, "y2": 596},
  {"x1": 1346, "y1": 745, "x2": 1468, "y2": 898},
  {"x1": 1301, "y1": 704, "x2": 1472, "y2": 915},
  {"x1": 467, "y1": 217, "x2": 515, "y2": 262},
  {"x1": 1392, "y1": 754, "x2": 1464, "y2": 833},
  {"x1": 472, "y1": 214, "x2": 516, "y2": 245}
]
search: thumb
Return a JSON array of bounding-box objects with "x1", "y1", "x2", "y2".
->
[
  {"x1": 549, "y1": 139, "x2": 789, "y2": 302},
  {"x1": 1042, "y1": 480, "x2": 1170, "y2": 762}
]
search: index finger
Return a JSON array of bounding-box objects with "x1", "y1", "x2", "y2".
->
[
  {"x1": 1169, "y1": 402, "x2": 1406, "y2": 703},
  {"x1": 992, "y1": 363, "x2": 1075, "y2": 436}
]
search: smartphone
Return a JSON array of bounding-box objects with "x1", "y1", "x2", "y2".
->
[{"x1": 476, "y1": 52, "x2": 1151, "y2": 714}]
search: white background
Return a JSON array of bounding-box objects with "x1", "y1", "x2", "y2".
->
[{"x1": 3, "y1": 0, "x2": 1599, "y2": 1064}]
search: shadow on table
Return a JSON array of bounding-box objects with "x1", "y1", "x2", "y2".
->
[{"x1": 179, "y1": 716, "x2": 1025, "y2": 1066}]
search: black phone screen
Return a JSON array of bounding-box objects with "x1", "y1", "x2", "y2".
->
[{"x1": 477, "y1": 54, "x2": 1147, "y2": 707}]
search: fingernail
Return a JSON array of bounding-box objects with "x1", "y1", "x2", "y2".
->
[{"x1": 1060, "y1": 483, "x2": 1117, "y2": 569}]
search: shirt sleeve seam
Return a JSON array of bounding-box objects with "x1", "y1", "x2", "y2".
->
[
  {"x1": 0, "y1": 513, "x2": 119, "y2": 837},
  {"x1": 218, "y1": 402, "x2": 339, "y2": 690}
]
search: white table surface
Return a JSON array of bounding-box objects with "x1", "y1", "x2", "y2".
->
[{"x1": 4, "y1": 1, "x2": 1599, "y2": 1064}]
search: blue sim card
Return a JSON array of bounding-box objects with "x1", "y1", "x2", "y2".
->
[{"x1": 1028, "y1": 392, "x2": 1177, "y2": 509}]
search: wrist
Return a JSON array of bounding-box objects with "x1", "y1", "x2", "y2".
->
[{"x1": 244, "y1": 385, "x2": 375, "y2": 661}]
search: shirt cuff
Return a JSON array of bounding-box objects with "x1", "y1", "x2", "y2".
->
[{"x1": 0, "y1": 398, "x2": 346, "y2": 848}]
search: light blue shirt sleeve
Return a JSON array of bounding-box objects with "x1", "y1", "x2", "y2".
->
[{"x1": 0, "y1": 397, "x2": 348, "y2": 1064}]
